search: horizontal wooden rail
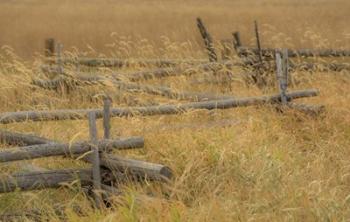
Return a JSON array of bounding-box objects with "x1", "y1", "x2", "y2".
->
[
  {"x1": 99, "y1": 154, "x2": 172, "y2": 181},
  {"x1": 0, "y1": 131, "x2": 173, "y2": 181},
  {"x1": 238, "y1": 47, "x2": 350, "y2": 58},
  {"x1": 41, "y1": 61, "x2": 245, "y2": 81},
  {"x1": 0, "y1": 168, "x2": 92, "y2": 193},
  {"x1": 0, "y1": 129, "x2": 55, "y2": 145},
  {"x1": 32, "y1": 74, "x2": 235, "y2": 102},
  {"x1": 44, "y1": 58, "x2": 209, "y2": 67},
  {"x1": 0, "y1": 137, "x2": 144, "y2": 162},
  {"x1": 0, "y1": 89, "x2": 319, "y2": 124}
]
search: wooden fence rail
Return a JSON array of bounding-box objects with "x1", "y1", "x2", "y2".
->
[
  {"x1": 0, "y1": 137, "x2": 144, "y2": 163},
  {"x1": 44, "y1": 58, "x2": 209, "y2": 67},
  {"x1": 0, "y1": 168, "x2": 92, "y2": 193},
  {"x1": 0, "y1": 129, "x2": 172, "y2": 182},
  {"x1": 0, "y1": 89, "x2": 319, "y2": 124},
  {"x1": 237, "y1": 47, "x2": 350, "y2": 58}
]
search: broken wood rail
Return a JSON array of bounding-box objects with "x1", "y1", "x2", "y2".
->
[
  {"x1": 237, "y1": 47, "x2": 350, "y2": 58},
  {"x1": 0, "y1": 129, "x2": 54, "y2": 145},
  {"x1": 0, "y1": 89, "x2": 319, "y2": 124},
  {"x1": 44, "y1": 57, "x2": 210, "y2": 68},
  {"x1": 32, "y1": 73, "x2": 236, "y2": 102},
  {"x1": 41, "y1": 60, "x2": 246, "y2": 81}
]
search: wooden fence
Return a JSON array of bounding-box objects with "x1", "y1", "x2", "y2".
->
[{"x1": 0, "y1": 99, "x2": 172, "y2": 211}]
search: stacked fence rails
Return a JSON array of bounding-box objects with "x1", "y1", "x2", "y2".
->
[{"x1": 0, "y1": 99, "x2": 173, "y2": 212}]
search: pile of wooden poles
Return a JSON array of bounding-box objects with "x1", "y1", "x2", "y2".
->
[{"x1": 0, "y1": 98, "x2": 172, "y2": 209}]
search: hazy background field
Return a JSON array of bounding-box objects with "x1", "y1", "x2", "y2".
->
[
  {"x1": 0, "y1": 0, "x2": 350, "y2": 59},
  {"x1": 0, "y1": 0, "x2": 350, "y2": 221}
]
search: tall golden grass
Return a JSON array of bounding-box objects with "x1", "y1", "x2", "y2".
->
[{"x1": 0, "y1": 0, "x2": 350, "y2": 221}]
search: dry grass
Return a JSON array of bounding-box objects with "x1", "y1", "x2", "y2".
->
[
  {"x1": 0, "y1": 0, "x2": 350, "y2": 221},
  {"x1": 0, "y1": 0, "x2": 349, "y2": 58}
]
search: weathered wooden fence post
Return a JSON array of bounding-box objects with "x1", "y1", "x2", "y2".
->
[
  {"x1": 45, "y1": 38, "x2": 55, "y2": 57},
  {"x1": 103, "y1": 97, "x2": 112, "y2": 140},
  {"x1": 196, "y1": 17, "x2": 218, "y2": 62},
  {"x1": 88, "y1": 112, "x2": 103, "y2": 209},
  {"x1": 275, "y1": 50, "x2": 288, "y2": 104},
  {"x1": 254, "y1": 20, "x2": 263, "y2": 64},
  {"x1": 232, "y1": 32, "x2": 242, "y2": 50}
]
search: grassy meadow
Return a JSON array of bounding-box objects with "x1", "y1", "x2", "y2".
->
[{"x1": 0, "y1": 0, "x2": 350, "y2": 221}]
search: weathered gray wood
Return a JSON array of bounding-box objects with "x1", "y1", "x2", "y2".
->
[
  {"x1": 232, "y1": 32, "x2": 242, "y2": 52},
  {"x1": 0, "y1": 137, "x2": 144, "y2": 162},
  {"x1": 103, "y1": 98, "x2": 112, "y2": 139},
  {"x1": 88, "y1": 112, "x2": 103, "y2": 208},
  {"x1": 40, "y1": 61, "x2": 245, "y2": 82},
  {"x1": 56, "y1": 43, "x2": 64, "y2": 74},
  {"x1": 196, "y1": 17, "x2": 217, "y2": 62},
  {"x1": 110, "y1": 76, "x2": 234, "y2": 101},
  {"x1": 0, "y1": 129, "x2": 55, "y2": 145},
  {"x1": 33, "y1": 74, "x2": 235, "y2": 102},
  {"x1": 45, "y1": 38, "x2": 55, "y2": 57},
  {"x1": 0, "y1": 168, "x2": 92, "y2": 193},
  {"x1": 291, "y1": 62, "x2": 350, "y2": 72},
  {"x1": 288, "y1": 103, "x2": 325, "y2": 115},
  {"x1": 99, "y1": 154, "x2": 173, "y2": 181},
  {"x1": 275, "y1": 51, "x2": 288, "y2": 104},
  {"x1": 1, "y1": 133, "x2": 172, "y2": 186},
  {"x1": 44, "y1": 58, "x2": 209, "y2": 68},
  {"x1": 0, "y1": 89, "x2": 319, "y2": 124},
  {"x1": 254, "y1": 21, "x2": 263, "y2": 64},
  {"x1": 238, "y1": 47, "x2": 350, "y2": 57},
  {"x1": 275, "y1": 103, "x2": 325, "y2": 116}
]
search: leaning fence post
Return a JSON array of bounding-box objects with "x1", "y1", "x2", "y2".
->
[
  {"x1": 103, "y1": 97, "x2": 112, "y2": 140},
  {"x1": 254, "y1": 20, "x2": 263, "y2": 64},
  {"x1": 275, "y1": 50, "x2": 288, "y2": 104},
  {"x1": 196, "y1": 17, "x2": 218, "y2": 62},
  {"x1": 45, "y1": 38, "x2": 55, "y2": 58},
  {"x1": 88, "y1": 112, "x2": 103, "y2": 209}
]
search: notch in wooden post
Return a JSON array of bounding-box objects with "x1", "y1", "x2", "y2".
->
[
  {"x1": 103, "y1": 97, "x2": 112, "y2": 140},
  {"x1": 196, "y1": 17, "x2": 218, "y2": 62},
  {"x1": 45, "y1": 38, "x2": 55, "y2": 57},
  {"x1": 88, "y1": 112, "x2": 103, "y2": 209}
]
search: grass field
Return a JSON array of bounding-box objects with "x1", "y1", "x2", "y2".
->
[{"x1": 0, "y1": 0, "x2": 350, "y2": 221}]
